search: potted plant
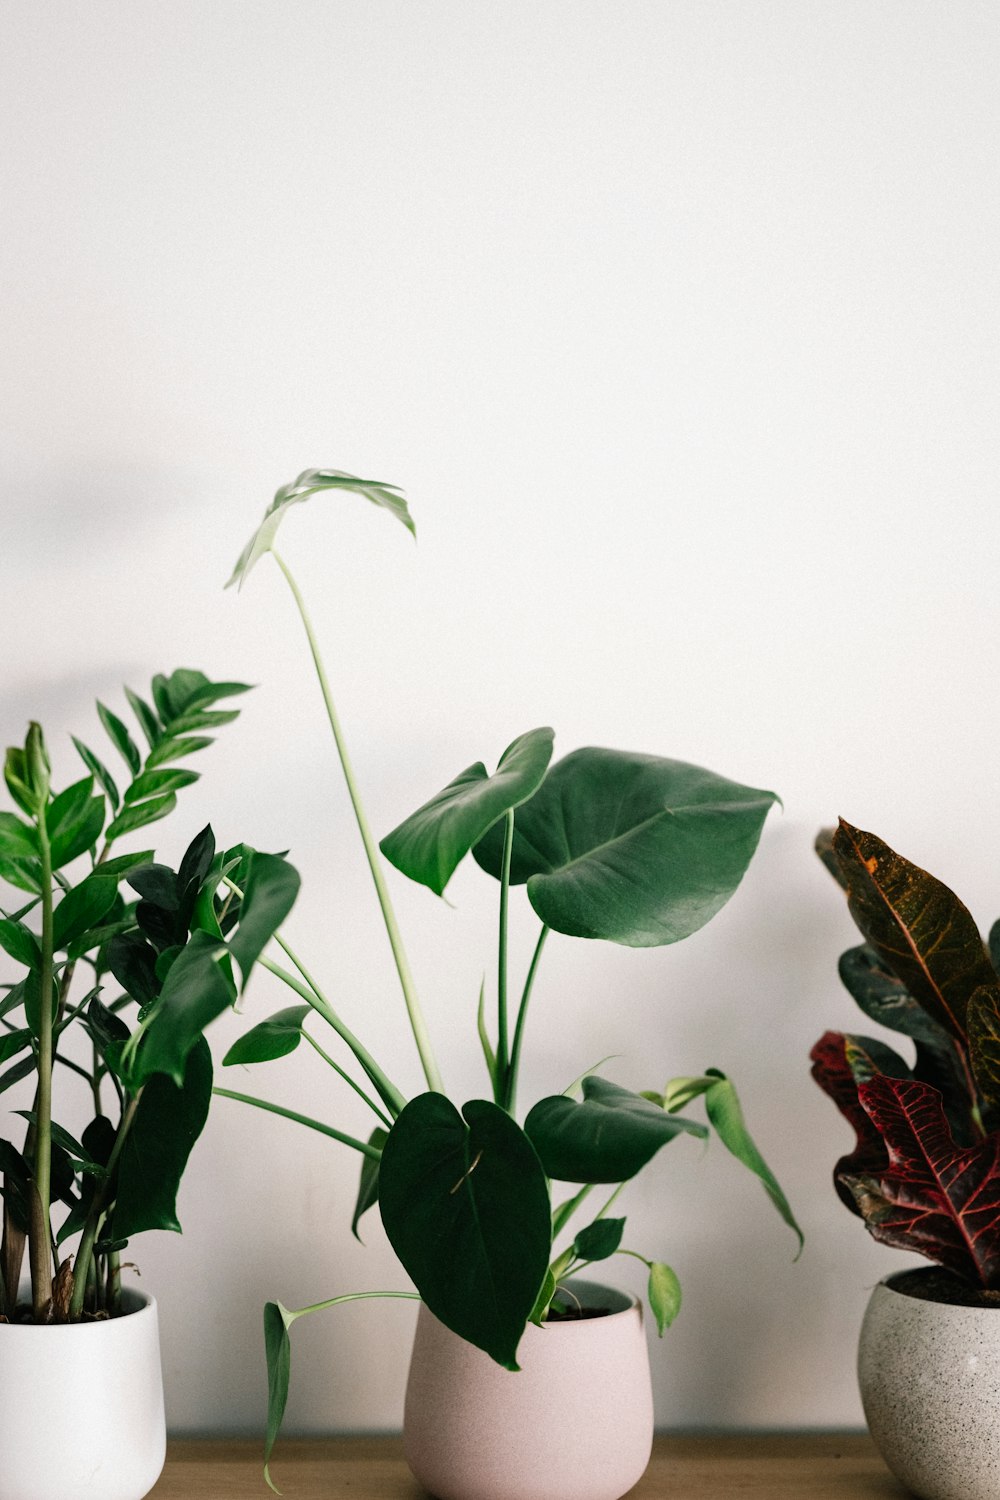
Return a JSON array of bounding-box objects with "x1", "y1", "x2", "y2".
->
[
  {"x1": 219, "y1": 470, "x2": 803, "y2": 1500},
  {"x1": 811, "y1": 817, "x2": 1000, "y2": 1500},
  {"x1": 0, "y1": 670, "x2": 297, "y2": 1500}
]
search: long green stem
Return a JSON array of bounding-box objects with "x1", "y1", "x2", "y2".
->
[
  {"x1": 504, "y1": 924, "x2": 550, "y2": 1114},
  {"x1": 286, "y1": 1288, "x2": 419, "y2": 1323},
  {"x1": 213, "y1": 1087, "x2": 383, "y2": 1159},
  {"x1": 258, "y1": 954, "x2": 405, "y2": 1116},
  {"x1": 496, "y1": 810, "x2": 514, "y2": 1094},
  {"x1": 301, "y1": 1027, "x2": 392, "y2": 1129},
  {"x1": 271, "y1": 548, "x2": 443, "y2": 1094},
  {"x1": 31, "y1": 811, "x2": 55, "y2": 1318},
  {"x1": 69, "y1": 1094, "x2": 140, "y2": 1320}
]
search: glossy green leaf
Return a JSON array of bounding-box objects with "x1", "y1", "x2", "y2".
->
[
  {"x1": 124, "y1": 768, "x2": 199, "y2": 806},
  {"x1": 380, "y1": 728, "x2": 554, "y2": 896},
  {"x1": 0, "y1": 813, "x2": 37, "y2": 863},
  {"x1": 648, "y1": 1262, "x2": 682, "y2": 1334},
  {"x1": 0, "y1": 1054, "x2": 35, "y2": 1097},
  {"x1": 0, "y1": 856, "x2": 41, "y2": 894},
  {"x1": 228, "y1": 468, "x2": 414, "y2": 591},
  {"x1": 4, "y1": 746, "x2": 36, "y2": 815},
  {"x1": 124, "y1": 687, "x2": 160, "y2": 749},
  {"x1": 14, "y1": 1112, "x2": 105, "y2": 1175},
  {"x1": 71, "y1": 736, "x2": 121, "y2": 812},
  {"x1": 52, "y1": 874, "x2": 117, "y2": 951},
  {"x1": 0, "y1": 1028, "x2": 31, "y2": 1065},
  {"x1": 702, "y1": 1070, "x2": 803, "y2": 1254},
  {"x1": 474, "y1": 749, "x2": 778, "y2": 946},
  {"x1": 92, "y1": 849, "x2": 156, "y2": 881},
  {"x1": 525, "y1": 1075, "x2": 707, "y2": 1184},
  {"x1": 106, "y1": 792, "x2": 177, "y2": 842},
  {"x1": 128, "y1": 862, "x2": 180, "y2": 911},
  {"x1": 46, "y1": 778, "x2": 105, "y2": 868},
  {"x1": 263, "y1": 1300, "x2": 295, "y2": 1490},
  {"x1": 107, "y1": 930, "x2": 160, "y2": 1009},
  {"x1": 379, "y1": 1093, "x2": 551, "y2": 1368},
  {"x1": 96, "y1": 702, "x2": 141, "y2": 776},
  {"x1": 223, "y1": 1005, "x2": 310, "y2": 1066},
  {"x1": 134, "y1": 931, "x2": 235, "y2": 1086},
  {"x1": 169, "y1": 709, "x2": 241, "y2": 735},
  {"x1": 85, "y1": 994, "x2": 130, "y2": 1077},
  {"x1": 146, "y1": 735, "x2": 214, "y2": 770},
  {"x1": 351, "y1": 1127, "x2": 388, "y2": 1241},
  {"x1": 0, "y1": 978, "x2": 26, "y2": 1020},
  {"x1": 228, "y1": 852, "x2": 300, "y2": 991},
  {"x1": 832, "y1": 820, "x2": 996, "y2": 1042},
  {"x1": 572, "y1": 1216, "x2": 625, "y2": 1262},
  {"x1": 113, "y1": 1038, "x2": 213, "y2": 1237},
  {"x1": 0, "y1": 918, "x2": 40, "y2": 970}
]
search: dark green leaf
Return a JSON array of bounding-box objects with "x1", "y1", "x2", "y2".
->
[
  {"x1": 71, "y1": 736, "x2": 121, "y2": 812},
  {"x1": 990, "y1": 920, "x2": 1000, "y2": 976},
  {"x1": 146, "y1": 736, "x2": 214, "y2": 770},
  {"x1": 474, "y1": 749, "x2": 779, "y2": 947},
  {"x1": 381, "y1": 728, "x2": 554, "y2": 897},
  {"x1": 52, "y1": 874, "x2": 117, "y2": 951},
  {"x1": 0, "y1": 856, "x2": 42, "y2": 893},
  {"x1": 14, "y1": 1113, "x2": 104, "y2": 1175},
  {"x1": 228, "y1": 853, "x2": 300, "y2": 991},
  {"x1": 525, "y1": 1075, "x2": 707, "y2": 1184},
  {"x1": 171, "y1": 675, "x2": 252, "y2": 714},
  {"x1": 91, "y1": 849, "x2": 155, "y2": 880},
  {"x1": 0, "y1": 813, "x2": 37, "y2": 863},
  {"x1": 85, "y1": 995, "x2": 130, "y2": 1076},
  {"x1": 0, "y1": 1054, "x2": 35, "y2": 1097},
  {"x1": 0, "y1": 918, "x2": 40, "y2": 970},
  {"x1": 106, "y1": 792, "x2": 177, "y2": 842},
  {"x1": 222, "y1": 1005, "x2": 310, "y2": 1066},
  {"x1": 0, "y1": 1028, "x2": 31, "y2": 1065},
  {"x1": 0, "y1": 978, "x2": 26, "y2": 1020},
  {"x1": 107, "y1": 930, "x2": 160, "y2": 1009},
  {"x1": 0, "y1": 1138, "x2": 31, "y2": 1231},
  {"x1": 113, "y1": 1037, "x2": 213, "y2": 1237},
  {"x1": 178, "y1": 826, "x2": 216, "y2": 907},
  {"x1": 648, "y1": 1262, "x2": 682, "y2": 1334},
  {"x1": 572, "y1": 1217, "x2": 625, "y2": 1262},
  {"x1": 134, "y1": 931, "x2": 235, "y2": 1085},
  {"x1": 4, "y1": 747, "x2": 36, "y2": 815},
  {"x1": 124, "y1": 688, "x2": 160, "y2": 749},
  {"x1": 351, "y1": 1127, "x2": 388, "y2": 1241},
  {"x1": 379, "y1": 1094, "x2": 551, "y2": 1369},
  {"x1": 96, "y1": 702, "x2": 141, "y2": 776},
  {"x1": 48, "y1": 780, "x2": 105, "y2": 868},
  {"x1": 127, "y1": 863, "x2": 179, "y2": 911},
  {"x1": 969, "y1": 985, "x2": 1000, "y2": 1109},
  {"x1": 124, "y1": 767, "x2": 199, "y2": 805},
  {"x1": 703, "y1": 1070, "x2": 803, "y2": 1254},
  {"x1": 263, "y1": 1300, "x2": 294, "y2": 1484},
  {"x1": 168, "y1": 709, "x2": 240, "y2": 735},
  {"x1": 228, "y1": 468, "x2": 414, "y2": 591}
]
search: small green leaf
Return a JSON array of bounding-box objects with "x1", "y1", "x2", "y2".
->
[
  {"x1": 0, "y1": 1054, "x2": 35, "y2": 1097},
  {"x1": 263, "y1": 1299, "x2": 295, "y2": 1489},
  {"x1": 169, "y1": 709, "x2": 241, "y2": 735},
  {"x1": 146, "y1": 736, "x2": 214, "y2": 769},
  {"x1": 0, "y1": 856, "x2": 42, "y2": 894},
  {"x1": 228, "y1": 853, "x2": 300, "y2": 991},
  {"x1": 4, "y1": 746, "x2": 36, "y2": 815},
  {"x1": 0, "y1": 1028, "x2": 31, "y2": 1065},
  {"x1": 703, "y1": 1070, "x2": 803, "y2": 1255},
  {"x1": 72, "y1": 736, "x2": 121, "y2": 811},
  {"x1": 124, "y1": 688, "x2": 160, "y2": 749},
  {"x1": 0, "y1": 813, "x2": 37, "y2": 863},
  {"x1": 91, "y1": 849, "x2": 156, "y2": 880},
  {"x1": 97, "y1": 702, "x2": 141, "y2": 776},
  {"x1": 351, "y1": 1127, "x2": 388, "y2": 1241},
  {"x1": 47, "y1": 779, "x2": 106, "y2": 868},
  {"x1": 572, "y1": 1217, "x2": 626, "y2": 1262},
  {"x1": 52, "y1": 874, "x2": 117, "y2": 952},
  {"x1": 0, "y1": 918, "x2": 41, "y2": 970},
  {"x1": 228, "y1": 468, "x2": 415, "y2": 592},
  {"x1": 124, "y1": 767, "x2": 199, "y2": 805},
  {"x1": 525, "y1": 1076, "x2": 707, "y2": 1184},
  {"x1": 107, "y1": 792, "x2": 177, "y2": 842},
  {"x1": 648, "y1": 1262, "x2": 682, "y2": 1334},
  {"x1": 134, "y1": 931, "x2": 235, "y2": 1086},
  {"x1": 223, "y1": 1005, "x2": 311, "y2": 1066},
  {"x1": 476, "y1": 978, "x2": 497, "y2": 1092}
]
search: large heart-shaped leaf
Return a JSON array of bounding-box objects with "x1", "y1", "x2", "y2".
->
[
  {"x1": 227, "y1": 468, "x2": 414, "y2": 591},
  {"x1": 113, "y1": 1038, "x2": 213, "y2": 1238},
  {"x1": 380, "y1": 728, "x2": 554, "y2": 896},
  {"x1": 846, "y1": 1073, "x2": 1000, "y2": 1288},
  {"x1": 525, "y1": 1075, "x2": 707, "y2": 1184},
  {"x1": 832, "y1": 820, "x2": 995, "y2": 1042},
  {"x1": 378, "y1": 1093, "x2": 551, "y2": 1369},
  {"x1": 474, "y1": 749, "x2": 778, "y2": 946},
  {"x1": 809, "y1": 1031, "x2": 891, "y2": 1215}
]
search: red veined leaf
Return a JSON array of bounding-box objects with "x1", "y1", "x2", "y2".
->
[{"x1": 809, "y1": 1031, "x2": 890, "y2": 1215}]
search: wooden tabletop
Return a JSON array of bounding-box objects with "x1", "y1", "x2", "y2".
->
[{"x1": 150, "y1": 1434, "x2": 908, "y2": 1497}]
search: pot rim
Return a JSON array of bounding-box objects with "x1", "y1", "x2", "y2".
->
[
  {"x1": 872, "y1": 1267, "x2": 1000, "y2": 1313},
  {"x1": 543, "y1": 1276, "x2": 640, "y2": 1323},
  {"x1": 1, "y1": 1284, "x2": 156, "y2": 1331}
]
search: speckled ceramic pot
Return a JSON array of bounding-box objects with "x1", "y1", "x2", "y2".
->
[
  {"x1": 403, "y1": 1279, "x2": 653, "y2": 1500},
  {"x1": 858, "y1": 1271, "x2": 1000, "y2": 1500}
]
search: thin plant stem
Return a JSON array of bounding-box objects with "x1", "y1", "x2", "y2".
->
[
  {"x1": 496, "y1": 810, "x2": 514, "y2": 1093},
  {"x1": 286, "y1": 1288, "x2": 420, "y2": 1323},
  {"x1": 301, "y1": 1027, "x2": 392, "y2": 1129},
  {"x1": 270, "y1": 548, "x2": 443, "y2": 1094},
  {"x1": 31, "y1": 809, "x2": 55, "y2": 1318},
  {"x1": 69, "y1": 1094, "x2": 141, "y2": 1320},
  {"x1": 594, "y1": 1183, "x2": 626, "y2": 1220},
  {"x1": 213, "y1": 1087, "x2": 383, "y2": 1159},
  {"x1": 504, "y1": 924, "x2": 550, "y2": 1114}
]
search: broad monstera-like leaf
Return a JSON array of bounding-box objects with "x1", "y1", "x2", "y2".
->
[
  {"x1": 845, "y1": 1074, "x2": 1000, "y2": 1288},
  {"x1": 831, "y1": 821, "x2": 996, "y2": 1043},
  {"x1": 525, "y1": 1075, "x2": 707, "y2": 1184},
  {"x1": 809, "y1": 1031, "x2": 891, "y2": 1215},
  {"x1": 473, "y1": 749, "x2": 778, "y2": 947}
]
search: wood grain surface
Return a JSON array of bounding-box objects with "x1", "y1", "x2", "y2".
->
[{"x1": 149, "y1": 1434, "x2": 909, "y2": 1498}]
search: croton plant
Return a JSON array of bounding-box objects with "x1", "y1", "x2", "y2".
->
[{"x1": 812, "y1": 818, "x2": 1000, "y2": 1288}]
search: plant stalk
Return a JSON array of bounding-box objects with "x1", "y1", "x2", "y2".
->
[
  {"x1": 496, "y1": 810, "x2": 514, "y2": 1096},
  {"x1": 31, "y1": 811, "x2": 55, "y2": 1319},
  {"x1": 301, "y1": 1027, "x2": 393, "y2": 1129},
  {"x1": 504, "y1": 924, "x2": 550, "y2": 1114},
  {"x1": 271, "y1": 548, "x2": 443, "y2": 1094},
  {"x1": 69, "y1": 1094, "x2": 140, "y2": 1320},
  {"x1": 213, "y1": 1087, "x2": 383, "y2": 1159}
]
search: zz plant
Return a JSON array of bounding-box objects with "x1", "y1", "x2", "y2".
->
[
  {"x1": 0, "y1": 670, "x2": 297, "y2": 1324},
  {"x1": 219, "y1": 470, "x2": 803, "y2": 1488},
  {"x1": 813, "y1": 819, "x2": 1000, "y2": 1289}
]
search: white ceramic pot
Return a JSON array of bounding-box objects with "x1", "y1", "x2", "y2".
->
[
  {"x1": 403, "y1": 1279, "x2": 653, "y2": 1500},
  {"x1": 0, "y1": 1287, "x2": 166, "y2": 1500},
  {"x1": 858, "y1": 1270, "x2": 1000, "y2": 1500}
]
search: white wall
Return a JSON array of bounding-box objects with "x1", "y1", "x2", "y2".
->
[{"x1": 2, "y1": 0, "x2": 999, "y2": 1436}]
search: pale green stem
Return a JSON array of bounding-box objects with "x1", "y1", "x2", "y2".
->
[
  {"x1": 69, "y1": 1094, "x2": 141, "y2": 1320},
  {"x1": 594, "y1": 1183, "x2": 626, "y2": 1220},
  {"x1": 271, "y1": 548, "x2": 443, "y2": 1094},
  {"x1": 301, "y1": 1026, "x2": 392, "y2": 1129},
  {"x1": 213, "y1": 1087, "x2": 383, "y2": 1159},
  {"x1": 551, "y1": 1182, "x2": 594, "y2": 1240},
  {"x1": 31, "y1": 811, "x2": 55, "y2": 1318},
  {"x1": 504, "y1": 924, "x2": 550, "y2": 1114},
  {"x1": 258, "y1": 954, "x2": 405, "y2": 1116},
  {"x1": 285, "y1": 1288, "x2": 419, "y2": 1324},
  {"x1": 496, "y1": 810, "x2": 514, "y2": 1094}
]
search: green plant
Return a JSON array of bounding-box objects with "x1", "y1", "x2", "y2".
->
[
  {"x1": 812, "y1": 819, "x2": 1000, "y2": 1285},
  {"x1": 0, "y1": 670, "x2": 297, "y2": 1324},
  {"x1": 219, "y1": 470, "x2": 803, "y2": 1489}
]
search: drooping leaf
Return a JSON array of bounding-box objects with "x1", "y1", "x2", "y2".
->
[
  {"x1": 228, "y1": 852, "x2": 300, "y2": 991},
  {"x1": 809, "y1": 1030, "x2": 891, "y2": 1215},
  {"x1": 379, "y1": 1093, "x2": 551, "y2": 1369},
  {"x1": 96, "y1": 702, "x2": 141, "y2": 776},
  {"x1": 351, "y1": 1127, "x2": 388, "y2": 1240},
  {"x1": 380, "y1": 728, "x2": 554, "y2": 897},
  {"x1": 702, "y1": 1070, "x2": 803, "y2": 1254},
  {"x1": 228, "y1": 468, "x2": 415, "y2": 592},
  {"x1": 572, "y1": 1217, "x2": 626, "y2": 1262},
  {"x1": 832, "y1": 820, "x2": 995, "y2": 1042},
  {"x1": 106, "y1": 792, "x2": 177, "y2": 843},
  {"x1": 648, "y1": 1262, "x2": 682, "y2": 1334},
  {"x1": 71, "y1": 737, "x2": 121, "y2": 812},
  {"x1": 847, "y1": 1074, "x2": 1000, "y2": 1288},
  {"x1": 0, "y1": 918, "x2": 40, "y2": 970},
  {"x1": 223, "y1": 1005, "x2": 311, "y2": 1066},
  {"x1": 969, "y1": 984, "x2": 1000, "y2": 1109},
  {"x1": 474, "y1": 749, "x2": 778, "y2": 946},
  {"x1": 52, "y1": 874, "x2": 117, "y2": 952},
  {"x1": 133, "y1": 931, "x2": 235, "y2": 1086},
  {"x1": 263, "y1": 1300, "x2": 295, "y2": 1489},
  {"x1": 113, "y1": 1038, "x2": 213, "y2": 1238},
  {"x1": 525, "y1": 1075, "x2": 707, "y2": 1184}
]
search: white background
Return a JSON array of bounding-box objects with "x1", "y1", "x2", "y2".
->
[{"x1": 2, "y1": 0, "x2": 999, "y2": 1437}]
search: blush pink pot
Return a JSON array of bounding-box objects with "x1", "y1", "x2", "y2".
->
[{"x1": 403, "y1": 1280, "x2": 654, "y2": 1500}]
